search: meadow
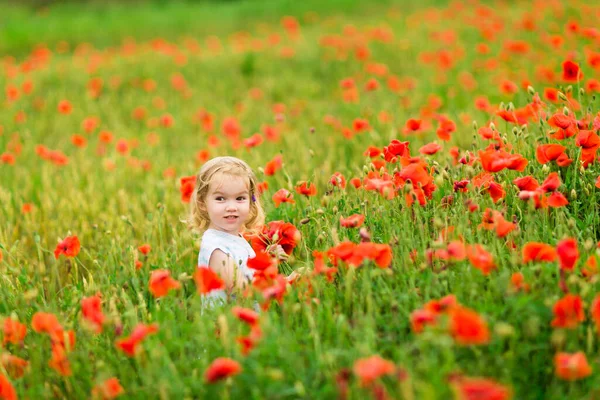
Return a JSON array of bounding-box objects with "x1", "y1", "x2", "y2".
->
[{"x1": 1, "y1": 0, "x2": 600, "y2": 398}]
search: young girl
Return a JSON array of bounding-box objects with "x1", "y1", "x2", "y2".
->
[{"x1": 185, "y1": 156, "x2": 265, "y2": 306}]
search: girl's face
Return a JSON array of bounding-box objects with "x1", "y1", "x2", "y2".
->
[{"x1": 205, "y1": 173, "x2": 251, "y2": 235}]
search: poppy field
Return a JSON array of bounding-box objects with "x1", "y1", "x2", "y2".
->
[{"x1": 2, "y1": 0, "x2": 600, "y2": 398}]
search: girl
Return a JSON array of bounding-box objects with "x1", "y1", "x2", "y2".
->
[{"x1": 186, "y1": 156, "x2": 297, "y2": 307}]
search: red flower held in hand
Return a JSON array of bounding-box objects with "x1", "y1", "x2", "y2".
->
[
  {"x1": 54, "y1": 236, "x2": 81, "y2": 259},
  {"x1": 194, "y1": 266, "x2": 225, "y2": 294},
  {"x1": 205, "y1": 357, "x2": 242, "y2": 383}
]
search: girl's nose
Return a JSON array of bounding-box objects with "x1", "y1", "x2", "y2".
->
[{"x1": 226, "y1": 202, "x2": 237, "y2": 211}]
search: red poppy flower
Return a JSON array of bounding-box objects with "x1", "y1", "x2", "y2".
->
[
  {"x1": 194, "y1": 266, "x2": 225, "y2": 294},
  {"x1": 58, "y1": 100, "x2": 72, "y2": 114},
  {"x1": 591, "y1": 295, "x2": 600, "y2": 329},
  {"x1": 555, "y1": 352, "x2": 592, "y2": 380},
  {"x1": 295, "y1": 181, "x2": 317, "y2": 196},
  {"x1": 522, "y1": 242, "x2": 556, "y2": 263},
  {"x1": 232, "y1": 306, "x2": 259, "y2": 326},
  {"x1": 449, "y1": 376, "x2": 512, "y2": 400},
  {"x1": 149, "y1": 270, "x2": 181, "y2": 298},
  {"x1": 536, "y1": 144, "x2": 566, "y2": 164},
  {"x1": 138, "y1": 244, "x2": 151, "y2": 255},
  {"x1": 449, "y1": 306, "x2": 490, "y2": 345},
  {"x1": 2, "y1": 318, "x2": 26, "y2": 346},
  {"x1": 204, "y1": 357, "x2": 242, "y2": 383},
  {"x1": 115, "y1": 323, "x2": 159, "y2": 357},
  {"x1": 562, "y1": 60, "x2": 583, "y2": 82},
  {"x1": 1, "y1": 353, "x2": 28, "y2": 380},
  {"x1": 556, "y1": 238, "x2": 579, "y2": 272},
  {"x1": 272, "y1": 188, "x2": 295, "y2": 207},
  {"x1": 91, "y1": 377, "x2": 125, "y2": 399},
  {"x1": 353, "y1": 355, "x2": 395, "y2": 387},
  {"x1": 179, "y1": 176, "x2": 195, "y2": 203},
  {"x1": 547, "y1": 192, "x2": 569, "y2": 207},
  {"x1": 340, "y1": 214, "x2": 365, "y2": 228},
  {"x1": 264, "y1": 155, "x2": 283, "y2": 176},
  {"x1": 419, "y1": 142, "x2": 442, "y2": 155},
  {"x1": 81, "y1": 295, "x2": 105, "y2": 334},
  {"x1": 247, "y1": 250, "x2": 275, "y2": 271},
  {"x1": 466, "y1": 245, "x2": 496, "y2": 275},
  {"x1": 54, "y1": 236, "x2": 81, "y2": 259},
  {"x1": 551, "y1": 294, "x2": 584, "y2": 329}
]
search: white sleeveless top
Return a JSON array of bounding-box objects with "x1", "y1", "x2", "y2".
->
[{"x1": 197, "y1": 229, "x2": 256, "y2": 306}]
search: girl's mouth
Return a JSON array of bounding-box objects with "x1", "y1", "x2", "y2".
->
[{"x1": 225, "y1": 215, "x2": 238, "y2": 220}]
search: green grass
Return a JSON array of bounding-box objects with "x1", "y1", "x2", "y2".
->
[{"x1": 1, "y1": 0, "x2": 600, "y2": 398}]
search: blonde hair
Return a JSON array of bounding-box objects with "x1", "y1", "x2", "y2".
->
[{"x1": 185, "y1": 156, "x2": 265, "y2": 235}]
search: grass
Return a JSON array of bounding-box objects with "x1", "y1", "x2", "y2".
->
[{"x1": 1, "y1": 0, "x2": 600, "y2": 398}]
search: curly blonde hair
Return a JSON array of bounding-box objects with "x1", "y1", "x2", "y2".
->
[{"x1": 185, "y1": 156, "x2": 265, "y2": 235}]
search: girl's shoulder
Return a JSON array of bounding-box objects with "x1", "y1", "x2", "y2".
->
[{"x1": 198, "y1": 229, "x2": 255, "y2": 261}]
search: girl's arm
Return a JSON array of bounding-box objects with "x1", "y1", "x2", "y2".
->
[{"x1": 208, "y1": 249, "x2": 248, "y2": 291}]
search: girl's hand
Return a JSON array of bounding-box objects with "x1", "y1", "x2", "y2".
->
[{"x1": 268, "y1": 244, "x2": 289, "y2": 261}]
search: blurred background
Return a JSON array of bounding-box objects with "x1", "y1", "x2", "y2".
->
[{"x1": 0, "y1": 0, "x2": 408, "y2": 57}]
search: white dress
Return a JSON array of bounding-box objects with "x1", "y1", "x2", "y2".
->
[{"x1": 197, "y1": 228, "x2": 256, "y2": 307}]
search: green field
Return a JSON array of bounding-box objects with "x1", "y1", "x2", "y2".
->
[{"x1": 2, "y1": 0, "x2": 600, "y2": 398}]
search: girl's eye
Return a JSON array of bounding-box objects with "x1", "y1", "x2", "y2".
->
[
  {"x1": 237, "y1": 196, "x2": 247, "y2": 201},
  {"x1": 215, "y1": 197, "x2": 225, "y2": 201}
]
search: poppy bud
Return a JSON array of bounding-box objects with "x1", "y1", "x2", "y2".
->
[
  {"x1": 563, "y1": 107, "x2": 570, "y2": 116},
  {"x1": 315, "y1": 208, "x2": 324, "y2": 215},
  {"x1": 472, "y1": 120, "x2": 478, "y2": 130},
  {"x1": 300, "y1": 217, "x2": 310, "y2": 225},
  {"x1": 527, "y1": 85, "x2": 536, "y2": 95},
  {"x1": 584, "y1": 239, "x2": 594, "y2": 251},
  {"x1": 294, "y1": 381, "x2": 306, "y2": 397},
  {"x1": 499, "y1": 102, "x2": 505, "y2": 110},
  {"x1": 570, "y1": 189, "x2": 577, "y2": 199},
  {"x1": 558, "y1": 92, "x2": 568, "y2": 101},
  {"x1": 257, "y1": 166, "x2": 265, "y2": 174},
  {"x1": 579, "y1": 88, "x2": 585, "y2": 96},
  {"x1": 489, "y1": 122, "x2": 496, "y2": 131},
  {"x1": 512, "y1": 127, "x2": 519, "y2": 136},
  {"x1": 507, "y1": 102, "x2": 515, "y2": 111},
  {"x1": 568, "y1": 219, "x2": 576, "y2": 229},
  {"x1": 494, "y1": 322, "x2": 515, "y2": 337},
  {"x1": 542, "y1": 164, "x2": 550, "y2": 173},
  {"x1": 321, "y1": 196, "x2": 330, "y2": 206},
  {"x1": 565, "y1": 85, "x2": 572, "y2": 94},
  {"x1": 435, "y1": 175, "x2": 444, "y2": 186},
  {"x1": 332, "y1": 206, "x2": 338, "y2": 213},
  {"x1": 551, "y1": 329, "x2": 566, "y2": 347},
  {"x1": 309, "y1": 149, "x2": 314, "y2": 156}
]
